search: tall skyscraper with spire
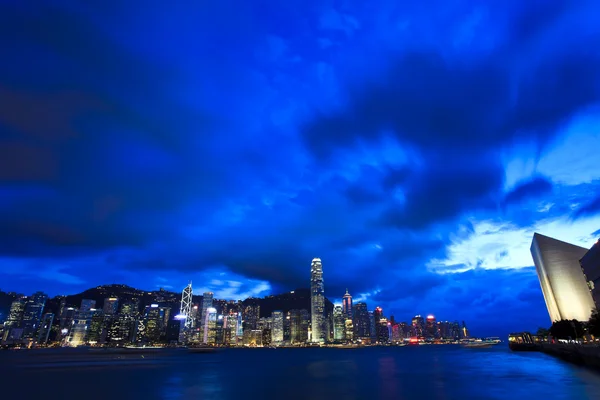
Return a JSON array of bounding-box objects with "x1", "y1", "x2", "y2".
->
[
  {"x1": 342, "y1": 289, "x2": 353, "y2": 320},
  {"x1": 310, "y1": 258, "x2": 325, "y2": 343},
  {"x1": 180, "y1": 282, "x2": 193, "y2": 329}
]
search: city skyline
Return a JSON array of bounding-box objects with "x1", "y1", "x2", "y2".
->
[{"x1": 1, "y1": 1, "x2": 600, "y2": 341}]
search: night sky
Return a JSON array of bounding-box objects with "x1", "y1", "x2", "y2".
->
[{"x1": 1, "y1": 1, "x2": 600, "y2": 337}]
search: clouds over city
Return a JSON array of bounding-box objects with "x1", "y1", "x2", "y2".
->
[{"x1": 1, "y1": 0, "x2": 599, "y2": 336}]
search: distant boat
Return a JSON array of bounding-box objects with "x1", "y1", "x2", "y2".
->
[{"x1": 462, "y1": 341, "x2": 498, "y2": 348}]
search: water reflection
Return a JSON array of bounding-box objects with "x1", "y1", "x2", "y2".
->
[
  {"x1": 379, "y1": 356, "x2": 400, "y2": 400},
  {"x1": 3, "y1": 347, "x2": 600, "y2": 400}
]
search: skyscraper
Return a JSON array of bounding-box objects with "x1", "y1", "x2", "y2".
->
[
  {"x1": 353, "y1": 302, "x2": 370, "y2": 340},
  {"x1": 80, "y1": 299, "x2": 96, "y2": 313},
  {"x1": 22, "y1": 291, "x2": 47, "y2": 339},
  {"x1": 203, "y1": 307, "x2": 217, "y2": 344},
  {"x1": 412, "y1": 315, "x2": 424, "y2": 337},
  {"x1": 531, "y1": 232, "x2": 596, "y2": 322},
  {"x1": 37, "y1": 313, "x2": 54, "y2": 344},
  {"x1": 342, "y1": 289, "x2": 353, "y2": 320},
  {"x1": 200, "y1": 292, "x2": 214, "y2": 330},
  {"x1": 180, "y1": 282, "x2": 193, "y2": 329},
  {"x1": 425, "y1": 315, "x2": 438, "y2": 339},
  {"x1": 310, "y1": 258, "x2": 325, "y2": 343},
  {"x1": 2, "y1": 298, "x2": 25, "y2": 341},
  {"x1": 333, "y1": 306, "x2": 344, "y2": 341},
  {"x1": 290, "y1": 309, "x2": 309, "y2": 344},
  {"x1": 271, "y1": 311, "x2": 284, "y2": 345},
  {"x1": 103, "y1": 298, "x2": 119, "y2": 315},
  {"x1": 374, "y1": 307, "x2": 388, "y2": 343}
]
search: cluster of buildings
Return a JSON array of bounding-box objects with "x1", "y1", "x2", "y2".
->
[
  {"x1": 1, "y1": 294, "x2": 181, "y2": 347},
  {"x1": 1, "y1": 258, "x2": 471, "y2": 348},
  {"x1": 175, "y1": 258, "x2": 470, "y2": 347},
  {"x1": 531, "y1": 233, "x2": 600, "y2": 323}
]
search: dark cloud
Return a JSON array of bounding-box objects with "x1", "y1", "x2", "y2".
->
[
  {"x1": 574, "y1": 196, "x2": 600, "y2": 218},
  {"x1": 0, "y1": 0, "x2": 599, "y2": 337},
  {"x1": 504, "y1": 176, "x2": 553, "y2": 205}
]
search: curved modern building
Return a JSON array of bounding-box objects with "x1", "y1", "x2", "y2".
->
[
  {"x1": 530, "y1": 232, "x2": 595, "y2": 323},
  {"x1": 310, "y1": 258, "x2": 325, "y2": 343}
]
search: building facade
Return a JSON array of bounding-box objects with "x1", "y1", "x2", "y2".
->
[
  {"x1": 531, "y1": 233, "x2": 596, "y2": 322},
  {"x1": 581, "y1": 239, "x2": 600, "y2": 310},
  {"x1": 271, "y1": 311, "x2": 284, "y2": 345},
  {"x1": 310, "y1": 258, "x2": 325, "y2": 343},
  {"x1": 342, "y1": 290, "x2": 353, "y2": 320}
]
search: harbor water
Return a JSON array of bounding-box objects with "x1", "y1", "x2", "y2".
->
[{"x1": 2, "y1": 345, "x2": 600, "y2": 399}]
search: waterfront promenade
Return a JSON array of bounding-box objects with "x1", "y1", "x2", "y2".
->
[{"x1": 535, "y1": 342, "x2": 600, "y2": 370}]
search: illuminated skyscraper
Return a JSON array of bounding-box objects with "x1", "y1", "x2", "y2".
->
[
  {"x1": 271, "y1": 311, "x2": 284, "y2": 345},
  {"x1": 103, "y1": 298, "x2": 119, "y2": 315},
  {"x1": 200, "y1": 292, "x2": 214, "y2": 330},
  {"x1": 143, "y1": 304, "x2": 170, "y2": 343},
  {"x1": 242, "y1": 302, "x2": 260, "y2": 331},
  {"x1": 2, "y1": 298, "x2": 25, "y2": 341},
  {"x1": 203, "y1": 307, "x2": 217, "y2": 344},
  {"x1": 22, "y1": 292, "x2": 47, "y2": 339},
  {"x1": 310, "y1": 258, "x2": 325, "y2": 343},
  {"x1": 180, "y1": 282, "x2": 193, "y2": 329},
  {"x1": 333, "y1": 306, "x2": 344, "y2": 340},
  {"x1": 344, "y1": 319, "x2": 354, "y2": 342},
  {"x1": 37, "y1": 313, "x2": 54, "y2": 344},
  {"x1": 353, "y1": 302, "x2": 370, "y2": 340},
  {"x1": 236, "y1": 311, "x2": 243, "y2": 339},
  {"x1": 80, "y1": 299, "x2": 96, "y2": 313},
  {"x1": 412, "y1": 315, "x2": 424, "y2": 337},
  {"x1": 425, "y1": 315, "x2": 438, "y2": 339},
  {"x1": 342, "y1": 289, "x2": 353, "y2": 320},
  {"x1": 531, "y1": 233, "x2": 595, "y2": 322},
  {"x1": 290, "y1": 309, "x2": 309, "y2": 344}
]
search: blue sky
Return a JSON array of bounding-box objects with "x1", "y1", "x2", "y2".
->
[{"x1": 1, "y1": 1, "x2": 600, "y2": 337}]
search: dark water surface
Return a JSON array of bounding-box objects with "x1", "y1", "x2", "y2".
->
[{"x1": 2, "y1": 345, "x2": 600, "y2": 400}]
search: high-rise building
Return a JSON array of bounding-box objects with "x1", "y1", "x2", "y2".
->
[
  {"x1": 143, "y1": 304, "x2": 170, "y2": 343},
  {"x1": 223, "y1": 313, "x2": 239, "y2": 345},
  {"x1": 353, "y1": 302, "x2": 370, "y2": 340},
  {"x1": 180, "y1": 283, "x2": 193, "y2": 329},
  {"x1": 236, "y1": 311, "x2": 243, "y2": 339},
  {"x1": 271, "y1": 311, "x2": 284, "y2": 345},
  {"x1": 2, "y1": 298, "x2": 26, "y2": 341},
  {"x1": 333, "y1": 306, "x2": 344, "y2": 340},
  {"x1": 437, "y1": 321, "x2": 452, "y2": 339},
  {"x1": 22, "y1": 292, "x2": 48, "y2": 340},
  {"x1": 425, "y1": 315, "x2": 438, "y2": 339},
  {"x1": 581, "y1": 238, "x2": 600, "y2": 310},
  {"x1": 80, "y1": 299, "x2": 96, "y2": 313},
  {"x1": 344, "y1": 319, "x2": 354, "y2": 342},
  {"x1": 412, "y1": 315, "x2": 424, "y2": 337},
  {"x1": 391, "y1": 324, "x2": 401, "y2": 342},
  {"x1": 87, "y1": 312, "x2": 106, "y2": 344},
  {"x1": 103, "y1": 298, "x2": 119, "y2": 315},
  {"x1": 242, "y1": 302, "x2": 260, "y2": 331},
  {"x1": 374, "y1": 307, "x2": 388, "y2": 343},
  {"x1": 203, "y1": 307, "x2": 217, "y2": 344},
  {"x1": 531, "y1": 233, "x2": 596, "y2": 322},
  {"x1": 290, "y1": 309, "x2": 309, "y2": 344},
  {"x1": 37, "y1": 313, "x2": 54, "y2": 344},
  {"x1": 369, "y1": 311, "x2": 376, "y2": 341},
  {"x1": 310, "y1": 258, "x2": 325, "y2": 343},
  {"x1": 284, "y1": 312, "x2": 291, "y2": 342},
  {"x1": 200, "y1": 292, "x2": 214, "y2": 331},
  {"x1": 342, "y1": 289, "x2": 353, "y2": 320}
]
